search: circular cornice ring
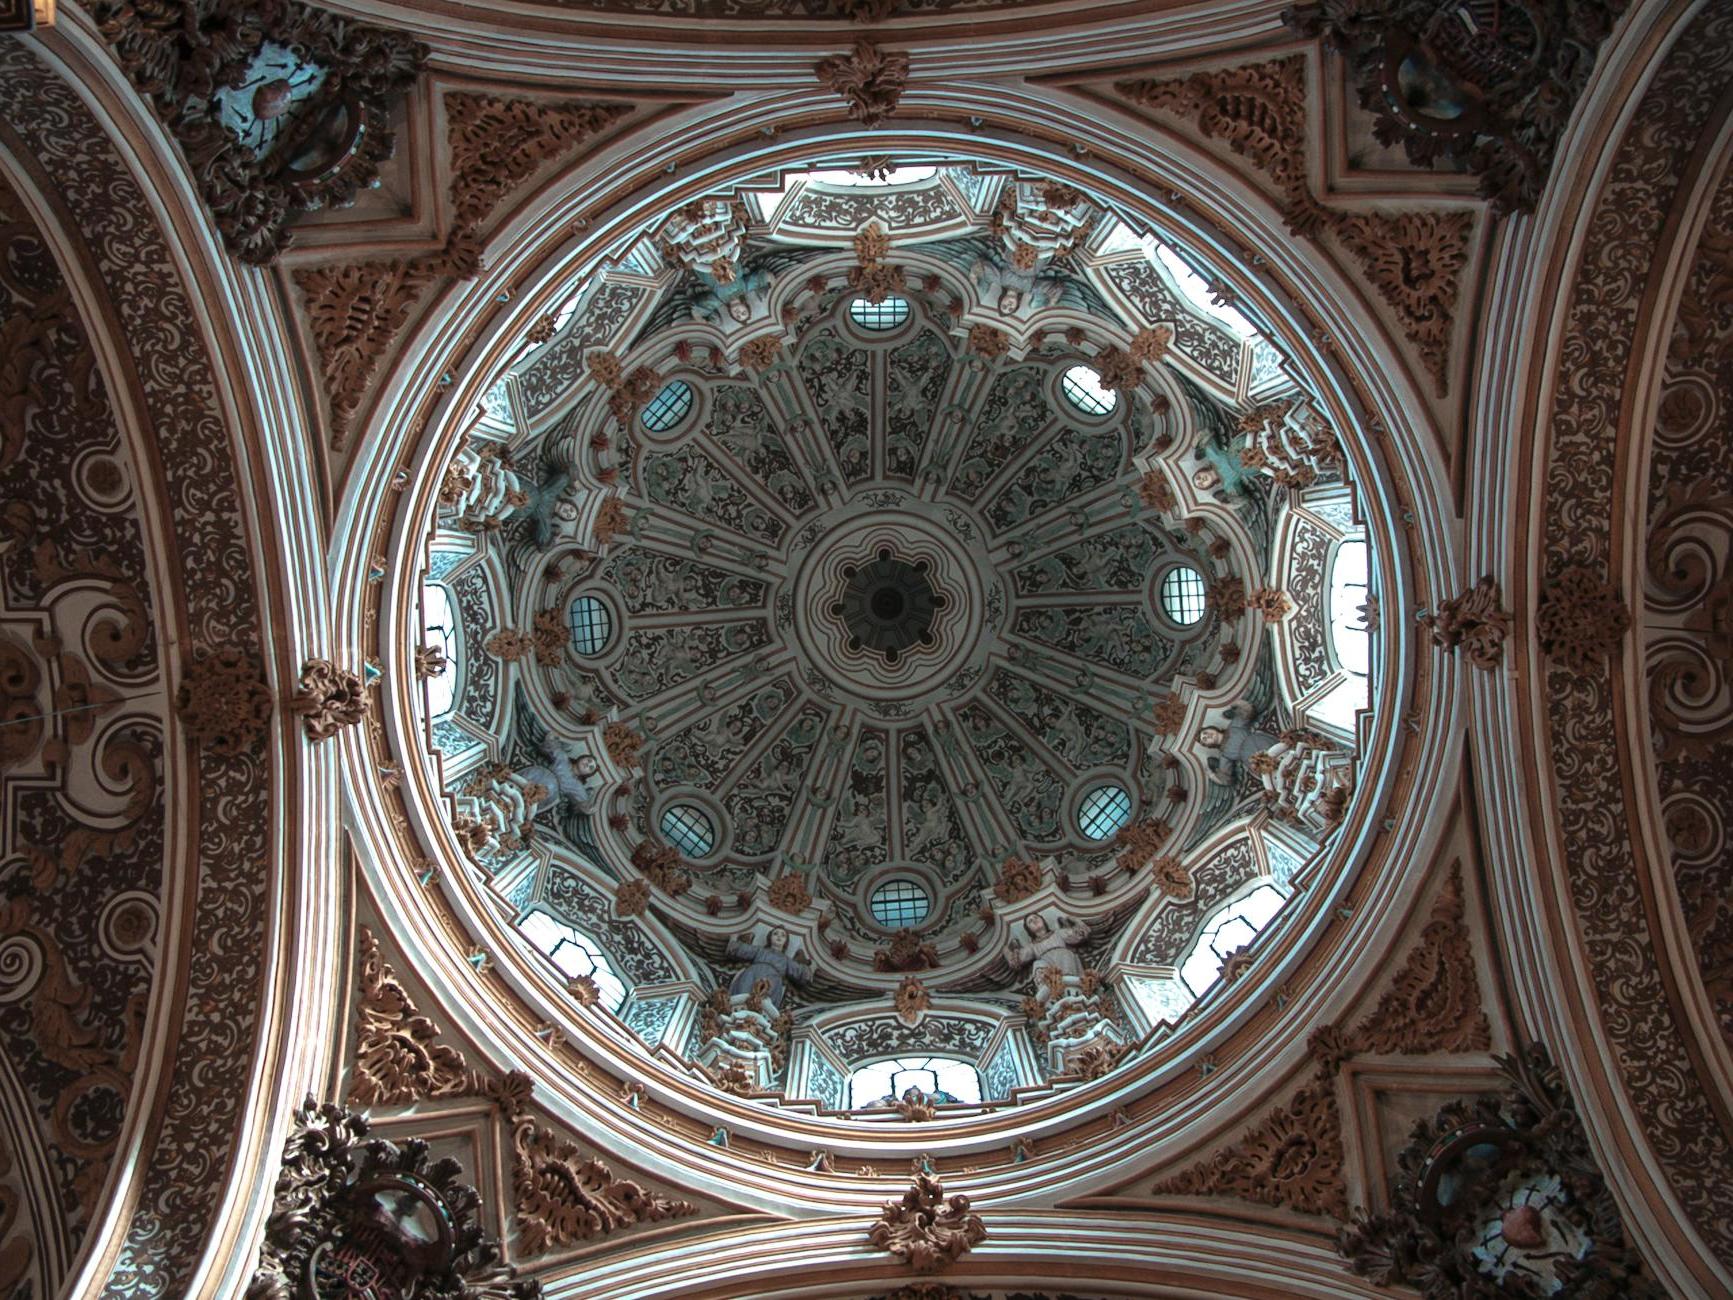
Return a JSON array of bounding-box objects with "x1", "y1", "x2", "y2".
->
[{"x1": 333, "y1": 88, "x2": 1459, "y2": 1213}]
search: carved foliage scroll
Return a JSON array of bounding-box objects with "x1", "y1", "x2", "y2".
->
[{"x1": 350, "y1": 926, "x2": 478, "y2": 1106}]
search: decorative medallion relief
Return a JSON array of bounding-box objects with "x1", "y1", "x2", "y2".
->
[
  {"x1": 345, "y1": 930, "x2": 701, "y2": 1261},
  {"x1": 248, "y1": 1096, "x2": 538, "y2": 1300},
  {"x1": 96, "y1": 0, "x2": 426, "y2": 263},
  {"x1": 1283, "y1": 0, "x2": 1630, "y2": 215},
  {"x1": 1338, "y1": 1044, "x2": 1664, "y2": 1298}
]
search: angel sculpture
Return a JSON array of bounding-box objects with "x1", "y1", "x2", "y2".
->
[{"x1": 1006, "y1": 913, "x2": 1089, "y2": 1004}]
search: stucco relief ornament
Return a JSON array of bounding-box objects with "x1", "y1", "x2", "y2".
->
[
  {"x1": 1536, "y1": 566, "x2": 1630, "y2": 673},
  {"x1": 1420, "y1": 576, "x2": 1511, "y2": 670},
  {"x1": 869, "y1": 1173, "x2": 986, "y2": 1272},
  {"x1": 289, "y1": 658, "x2": 369, "y2": 740},
  {"x1": 894, "y1": 974, "x2": 931, "y2": 1026},
  {"x1": 414, "y1": 644, "x2": 449, "y2": 678},
  {"x1": 993, "y1": 855, "x2": 1042, "y2": 903},
  {"x1": 248, "y1": 1097, "x2": 536, "y2": 1300},
  {"x1": 176, "y1": 645, "x2": 273, "y2": 754},
  {"x1": 815, "y1": 41, "x2": 910, "y2": 129},
  {"x1": 97, "y1": 0, "x2": 426, "y2": 263},
  {"x1": 1338, "y1": 1043, "x2": 1665, "y2": 1298}
]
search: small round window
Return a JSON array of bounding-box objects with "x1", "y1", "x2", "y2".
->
[
  {"x1": 869, "y1": 877, "x2": 931, "y2": 929},
  {"x1": 640, "y1": 379, "x2": 694, "y2": 433},
  {"x1": 569, "y1": 595, "x2": 614, "y2": 656},
  {"x1": 1077, "y1": 784, "x2": 1133, "y2": 840},
  {"x1": 849, "y1": 296, "x2": 911, "y2": 330},
  {"x1": 1160, "y1": 565, "x2": 1207, "y2": 626},
  {"x1": 1061, "y1": 364, "x2": 1117, "y2": 416},
  {"x1": 659, "y1": 803, "x2": 716, "y2": 858}
]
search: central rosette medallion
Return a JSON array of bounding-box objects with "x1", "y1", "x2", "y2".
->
[
  {"x1": 832, "y1": 549, "x2": 947, "y2": 664},
  {"x1": 789, "y1": 494, "x2": 994, "y2": 706}
]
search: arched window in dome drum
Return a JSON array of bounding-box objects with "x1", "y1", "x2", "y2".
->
[
  {"x1": 517, "y1": 910, "x2": 628, "y2": 1011},
  {"x1": 659, "y1": 803, "x2": 716, "y2": 859},
  {"x1": 568, "y1": 595, "x2": 613, "y2": 656},
  {"x1": 640, "y1": 379, "x2": 694, "y2": 432},
  {"x1": 847, "y1": 1056, "x2": 982, "y2": 1109},
  {"x1": 1061, "y1": 364, "x2": 1117, "y2": 416},
  {"x1": 1077, "y1": 783, "x2": 1133, "y2": 840},
  {"x1": 849, "y1": 296, "x2": 911, "y2": 330},
  {"x1": 1160, "y1": 565, "x2": 1208, "y2": 625},
  {"x1": 869, "y1": 877, "x2": 931, "y2": 929},
  {"x1": 1177, "y1": 883, "x2": 1286, "y2": 997},
  {"x1": 421, "y1": 581, "x2": 458, "y2": 718}
]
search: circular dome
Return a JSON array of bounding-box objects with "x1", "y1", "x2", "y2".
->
[{"x1": 398, "y1": 152, "x2": 1393, "y2": 1149}]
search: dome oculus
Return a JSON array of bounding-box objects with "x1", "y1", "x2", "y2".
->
[
  {"x1": 1160, "y1": 565, "x2": 1208, "y2": 626},
  {"x1": 568, "y1": 595, "x2": 613, "y2": 656},
  {"x1": 849, "y1": 296, "x2": 911, "y2": 330},
  {"x1": 1061, "y1": 363, "x2": 1117, "y2": 415},
  {"x1": 869, "y1": 877, "x2": 932, "y2": 930},
  {"x1": 1077, "y1": 783, "x2": 1133, "y2": 840},
  {"x1": 640, "y1": 378, "x2": 694, "y2": 432}
]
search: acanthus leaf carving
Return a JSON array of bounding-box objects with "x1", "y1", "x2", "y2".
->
[
  {"x1": 815, "y1": 41, "x2": 909, "y2": 129},
  {"x1": 1151, "y1": 1069, "x2": 1348, "y2": 1219},
  {"x1": 1114, "y1": 55, "x2": 1470, "y2": 395},
  {"x1": 297, "y1": 92, "x2": 628, "y2": 444},
  {"x1": 489, "y1": 1071, "x2": 698, "y2": 1257},
  {"x1": 1341, "y1": 861, "x2": 1490, "y2": 1057},
  {"x1": 1420, "y1": 576, "x2": 1511, "y2": 671},
  {"x1": 289, "y1": 657, "x2": 369, "y2": 740},
  {"x1": 868, "y1": 1172, "x2": 986, "y2": 1272},
  {"x1": 350, "y1": 926, "x2": 479, "y2": 1106}
]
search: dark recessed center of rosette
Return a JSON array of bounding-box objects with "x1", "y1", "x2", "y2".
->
[{"x1": 830, "y1": 548, "x2": 948, "y2": 665}]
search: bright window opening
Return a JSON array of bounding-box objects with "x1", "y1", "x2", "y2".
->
[
  {"x1": 803, "y1": 165, "x2": 939, "y2": 188},
  {"x1": 569, "y1": 595, "x2": 614, "y2": 656},
  {"x1": 1178, "y1": 883, "x2": 1286, "y2": 996},
  {"x1": 1061, "y1": 364, "x2": 1117, "y2": 416},
  {"x1": 1154, "y1": 244, "x2": 1259, "y2": 338},
  {"x1": 518, "y1": 910, "x2": 627, "y2": 1010},
  {"x1": 421, "y1": 581, "x2": 458, "y2": 718},
  {"x1": 870, "y1": 878, "x2": 931, "y2": 929},
  {"x1": 849, "y1": 296, "x2": 911, "y2": 330},
  {"x1": 660, "y1": 803, "x2": 716, "y2": 859},
  {"x1": 1078, "y1": 784, "x2": 1133, "y2": 840},
  {"x1": 1328, "y1": 540, "x2": 1370, "y2": 677},
  {"x1": 1160, "y1": 565, "x2": 1208, "y2": 625},
  {"x1": 849, "y1": 1055, "x2": 982, "y2": 1108},
  {"x1": 641, "y1": 379, "x2": 695, "y2": 433}
]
